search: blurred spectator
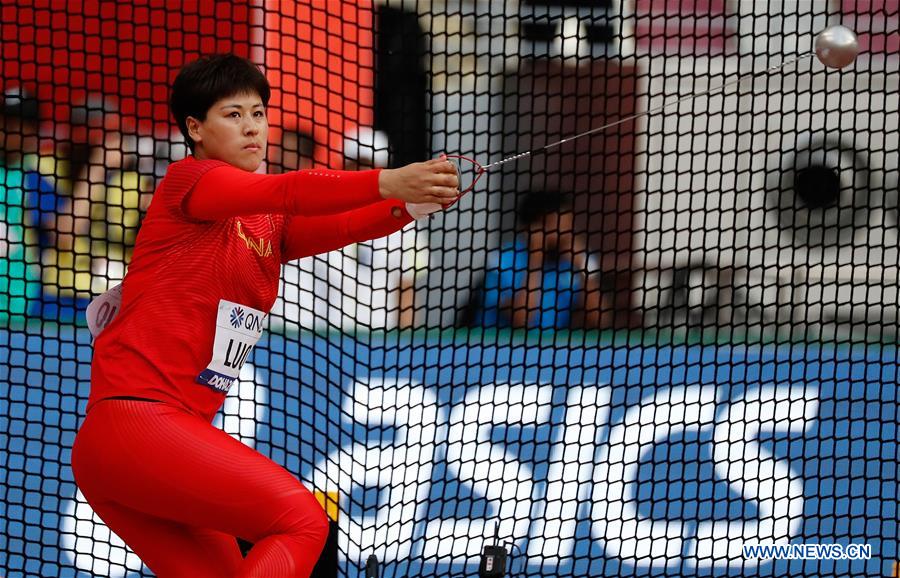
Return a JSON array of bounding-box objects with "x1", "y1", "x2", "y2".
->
[
  {"x1": 0, "y1": 88, "x2": 65, "y2": 252},
  {"x1": 283, "y1": 126, "x2": 427, "y2": 331},
  {"x1": 273, "y1": 128, "x2": 333, "y2": 331},
  {"x1": 70, "y1": 127, "x2": 155, "y2": 294},
  {"x1": 343, "y1": 127, "x2": 427, "y2": 329},
  {"x1": 26, "y1": 94, "x2": 115, "y2": 320},
  {"x1": 0, "y1": 87, "x2": 51, "y2": 323},
  {"x1": 66, "y1": 94, "x2": 119, "y2": 183},
  {"x1": 20, "y1": 91, "x2": 182, "y2": 321},
  {"x1": 466, "y1": 191, "x2": 603, "y2": 329},
  {"x1": 40, "y1": 103, "x2": 156, "y2": 317}
]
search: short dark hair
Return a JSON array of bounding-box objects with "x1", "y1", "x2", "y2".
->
[
  {"x1": 170, "y1": 54, "x2": 271, "y2": 151},
  {"x1": 518, "y1": 191, "x2": 574, "y2": 227}
]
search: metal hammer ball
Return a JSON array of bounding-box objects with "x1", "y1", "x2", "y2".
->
[{"x1": 815, "y1": 25, "x2": 859, "y2": 69}]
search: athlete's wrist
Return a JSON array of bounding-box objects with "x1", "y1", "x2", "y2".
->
[{"x1": 378, "y1": 168, "x2": 395, "y2": 200}]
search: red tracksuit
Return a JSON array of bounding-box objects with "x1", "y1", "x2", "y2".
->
[{"x1": 72, "y1": 157, "x2": 413, "y2": 577}]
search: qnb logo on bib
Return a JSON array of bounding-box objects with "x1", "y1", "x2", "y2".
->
[
  {"x1": 230, "y1": 307, "x2": 245, "y2": 328},
  {"x1": 197, "y1": 300, "x2": 267, "y2": 393}
]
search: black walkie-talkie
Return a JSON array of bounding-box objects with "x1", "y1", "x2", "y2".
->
[
  {"x1": 365, "y1": 554, "x2": 379, "y2": 578},
  {"x1": 478, "y1": 522, "x2": 508, "y2": 578}
]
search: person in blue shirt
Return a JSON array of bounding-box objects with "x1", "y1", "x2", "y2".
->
[
  {"x1": 0, "y1": 88, "x2": 83, "y2": 323},
  {"x1": 0, "y1": 88, "x2": 57, "y2": 323},
  {"x1": 470, "y1": 191, "x2": 601, "y2": 329}
]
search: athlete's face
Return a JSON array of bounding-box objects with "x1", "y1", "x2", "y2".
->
[{"x1": 187, "y1": 91, "x2": 268, "y2": 172}]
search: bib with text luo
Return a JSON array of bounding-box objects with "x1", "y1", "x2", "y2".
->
[{"x1": 197, "y1": 300, "x2": 267, "y2": 393}]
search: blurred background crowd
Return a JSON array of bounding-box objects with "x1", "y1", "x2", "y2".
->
[{"x1": 1, "y1": 0, "x2": 897, "y2": 339}]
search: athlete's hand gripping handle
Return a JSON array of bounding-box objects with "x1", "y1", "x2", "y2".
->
[{"x1": 378, "y1": 158, "x2": 459, "y2": 206}]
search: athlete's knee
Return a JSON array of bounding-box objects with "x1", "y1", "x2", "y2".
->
[
  {"x1": 306, "y1": 507, "x2": 329, "y2": 549},
  {"x1": 274, "y1": 491, "x2": 330, "y2": 548},
  {"x1": 294, "y1": 497, "x2": 330, "y2": 548}
]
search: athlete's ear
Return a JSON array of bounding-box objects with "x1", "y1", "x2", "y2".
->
[{"x1": 186, "y1": 116, "x2": 203, "y2": 146}]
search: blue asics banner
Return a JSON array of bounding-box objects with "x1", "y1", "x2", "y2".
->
[{"x1": 1, "y1": 328, "x2": 897, "y2": 577}]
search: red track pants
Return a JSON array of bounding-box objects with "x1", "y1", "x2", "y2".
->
[{"x1": 71, "y1": 398, "x2": 328, "y2": 578}]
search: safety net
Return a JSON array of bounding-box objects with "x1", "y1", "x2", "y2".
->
[{"x1": 1, "y1": 1, "x2": 898, "y2": 577}]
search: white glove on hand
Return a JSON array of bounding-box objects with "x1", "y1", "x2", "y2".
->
[{"x1": 405, "y1": 202, "x2": 444, "y2": 221}]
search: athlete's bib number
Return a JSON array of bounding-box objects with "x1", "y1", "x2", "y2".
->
[
  {"x1": 86, "y1": 284, "x2": 123, "y2": 337},
  {"x1": 197, "y1": 300, "x2": 267, "y2": 393}
]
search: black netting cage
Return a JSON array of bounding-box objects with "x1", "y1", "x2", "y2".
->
[{"x1": 1, "y1": 1, "x2": 898, "y2": 577}]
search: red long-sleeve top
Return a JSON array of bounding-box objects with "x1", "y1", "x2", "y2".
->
[{"x1": 88, "y1": 156, "x2": 413, "y2": 421}]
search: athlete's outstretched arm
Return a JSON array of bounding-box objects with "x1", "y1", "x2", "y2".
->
[
  {"x1": 184, "y1": 159, "x2": 458, "y2": 221},
  {"x1": 184, "y1": 164, "x2": 381, "y2": 220},
  {"x1": 280, "y1": 199, "x2": 415, "y2": 263}
]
